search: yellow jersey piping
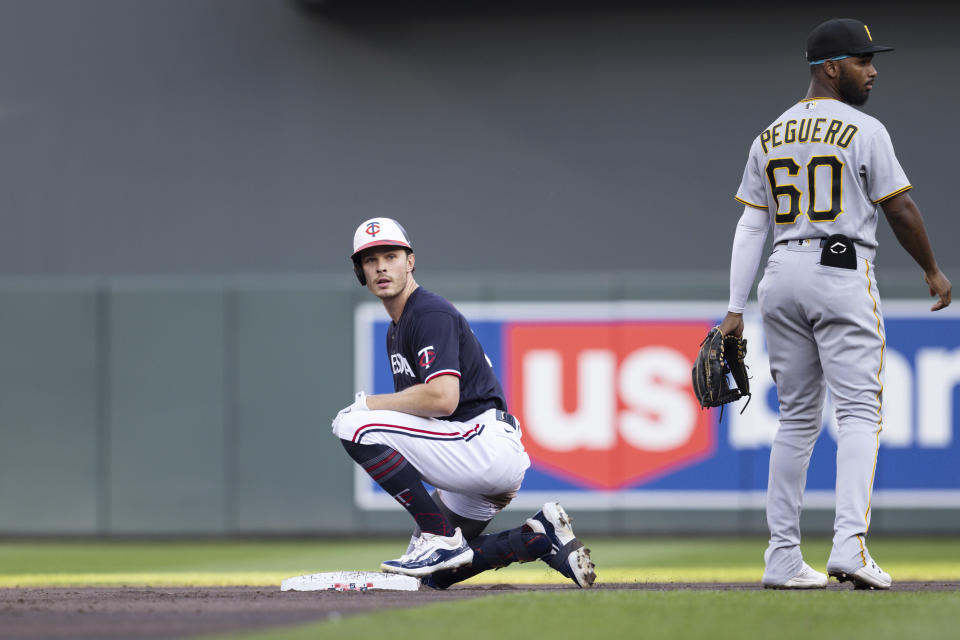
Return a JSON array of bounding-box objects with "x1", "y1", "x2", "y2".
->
[
  {"x1": 873, "y1": 185, "x2": 913, "y2": 204},
  {"x1": 734, "y1": 196, "x2": 768, "y2": 210}
]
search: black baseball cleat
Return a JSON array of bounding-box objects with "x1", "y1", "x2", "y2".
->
[{"x1": 525, "y1": 502, "x2": 596, "y2": 588}]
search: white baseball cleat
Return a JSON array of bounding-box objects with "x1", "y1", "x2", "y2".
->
[
  {"x1": 526, "y1": 502, "x2": 596, "y2": 588},
  {"x1": 763, "y1": 563, "x2": 828, "y2": 590},
  {"x1": 380, "y1": 527, "x2": 473, "y2": 578},
  {"x1": 828, "y1": 558, "x2": 892, "y2": 590}
]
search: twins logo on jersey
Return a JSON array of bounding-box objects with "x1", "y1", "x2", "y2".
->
[
  {"x1": 418, "y1": 346, "x2": 436, "y2": 370},
  {"x1": 390, "y1": 353, "x2": 415, "y2": 378}
]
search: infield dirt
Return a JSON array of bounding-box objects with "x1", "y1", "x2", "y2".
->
[{"x1": 1, "y1": 582, "x2": 956, "y2": 639}]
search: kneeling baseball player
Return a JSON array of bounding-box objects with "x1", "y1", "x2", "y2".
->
[{"x1": 332, "y1": 217, "x2": 596, "y2": 589}]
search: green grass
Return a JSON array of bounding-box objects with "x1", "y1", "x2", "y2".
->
[
  {"x1": 210, "y1": 590, "x2": 960, "y2": 640},
  {"x1": 3, "y1": 537, "x2": 958, "y2": 640},
  {"x1": 3, "y1": 536, "x2": 955, "y2": 573},
  {"x1": 0, "y1": 539, "x2": 401, "y2": 575},
  {"x1": 1, "y1": 536, "x2": 959, "y2": 587},
  {"x1": 0, "y1": 539, "x2": 407, "y2": 587}
]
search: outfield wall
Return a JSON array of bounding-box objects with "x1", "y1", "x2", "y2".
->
[
  {"x1": 1, "y1": 274, "x2": 958, "y2": 537},
  {"x1": 1, "y1": 1, "x2": 958, "y2": 278}
]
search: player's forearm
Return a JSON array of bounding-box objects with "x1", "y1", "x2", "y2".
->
[
  {"x1": 881, "y1": 193, "x2": 941, "y2": 275},
  {"x1": 728, "y1": 205, "x2": 770, "y2": 313},
  {"x1": 366, "y1": 378, "x2": 459, "y2": 418}
]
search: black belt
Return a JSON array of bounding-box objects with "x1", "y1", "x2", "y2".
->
[
  {"x1": 496, "y1": 410, "x2": 520, "y2": 431},
  {"x1": 775, "y1": 238, "x2": 868, "y2": 249},
  {"x1": 775, "y1": 238, "x2": 827, "y2": 247},
  {"x1": 777, "y1": 235, "x2": 863, "y2": 269}
]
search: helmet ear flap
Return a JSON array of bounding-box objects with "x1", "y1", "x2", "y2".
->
[{"x1": 353, "y1": 258, "x2": 366, "y2": 286}]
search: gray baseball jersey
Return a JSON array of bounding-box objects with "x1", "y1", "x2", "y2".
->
[
  {"x1": 736, "y1": 98, "x2": 910, "y2": 251},
  {"x1": 734, "y1": 97, "x2": 907, "y2": 586}
]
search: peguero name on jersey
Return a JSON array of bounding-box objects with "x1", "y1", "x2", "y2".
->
[{"x1": 759, "y1": 118, "x2": 858, "y2": 154}]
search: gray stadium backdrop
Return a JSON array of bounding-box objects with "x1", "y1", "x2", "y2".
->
[{"x1": 0, "y1": 0, "x2": 957, "y2": 535}]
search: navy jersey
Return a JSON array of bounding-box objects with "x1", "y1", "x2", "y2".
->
[{"x1": 386, "y1": 287, "x2": 506, "y2": 422}]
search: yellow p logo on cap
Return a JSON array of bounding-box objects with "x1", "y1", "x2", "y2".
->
[{"x1": 864, "y1": 25, "x2": 873, "y2": 41}]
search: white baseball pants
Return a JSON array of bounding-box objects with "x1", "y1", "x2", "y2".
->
[{"x1": 333, "y1": 407, "x2": 530, "y2": 521}]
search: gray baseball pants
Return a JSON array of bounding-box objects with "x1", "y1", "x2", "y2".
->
[{"x1": 756, "y1": 242, "x2": 885, "y2": 585}]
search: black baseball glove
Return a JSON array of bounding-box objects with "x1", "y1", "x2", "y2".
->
[{"x1": 691, "y1": 327, "x2": 751, "y2": 412}]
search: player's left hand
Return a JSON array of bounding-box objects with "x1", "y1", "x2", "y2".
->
[
  {"x1": 692, "y1": 326, "x2": 751, "y2": 411},
  {"x1": 925, "y1": 269, "x2": 952, "y2": 311}
]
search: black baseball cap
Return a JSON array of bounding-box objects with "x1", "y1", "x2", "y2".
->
[{"x1": 806, "y1": 18, "x2": 894, "y2": 63}]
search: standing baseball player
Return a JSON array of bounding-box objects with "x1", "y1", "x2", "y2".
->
[
  {"x1": 718, "y1": 18, "x2": 951, "y2": 590},
  {"x1": 332, "y1": 217, "x2": 596, "y2": 589}
]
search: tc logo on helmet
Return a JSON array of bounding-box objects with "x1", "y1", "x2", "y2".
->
[{"x1": 365, "y1": 221, "x2": 381, "y2": 237}]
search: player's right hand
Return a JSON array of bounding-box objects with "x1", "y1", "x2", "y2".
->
[
  {"x1": 332, "y1": 391, "x2": 370, "y2": 431},
  {"x1": 718, "y1": 311, "x2": 745, "y2": 338},
  {"x1": 925, "y1": 269, "x2": 952, "y2": 311}
]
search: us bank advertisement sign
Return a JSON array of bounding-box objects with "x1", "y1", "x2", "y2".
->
[{"x1": 354, "y1": 302, "x2": 960, "y2": 510}]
